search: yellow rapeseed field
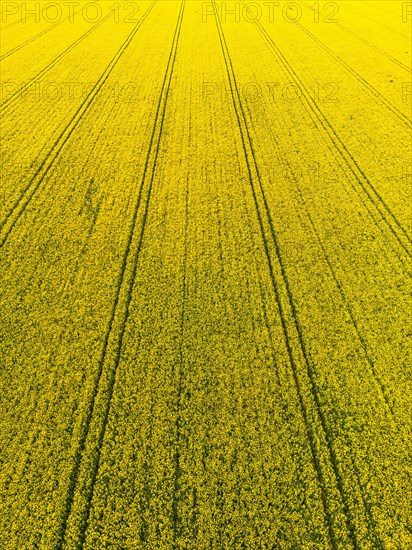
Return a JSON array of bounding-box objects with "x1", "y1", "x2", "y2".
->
[{"x1": 0, "y1": 1, "x2": 411, "y2": 548}]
